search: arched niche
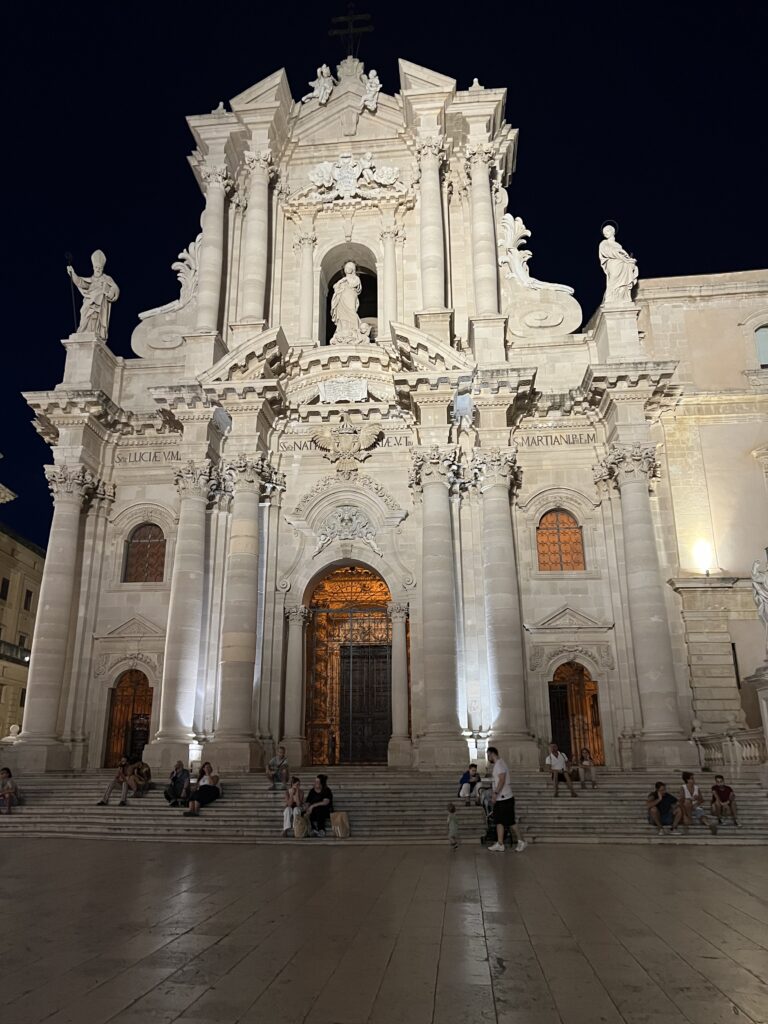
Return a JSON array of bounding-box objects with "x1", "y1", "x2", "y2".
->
[{"x1": 319, "y1": 241, "x2": 379, "y2": 345}]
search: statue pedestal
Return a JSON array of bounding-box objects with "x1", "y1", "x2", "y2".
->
[
  {"x1": 469, "y1": 314, "x2": 507, "y2": 365},
  {"x1": 60, "y1": 332, "x2": 118, "y2": 391},
  {"x1": 593, "y1": 303, "x2": 643, "y2": 362},
  {"x1": 415, "y1": 310, "x2": 454, "y2": 346}
]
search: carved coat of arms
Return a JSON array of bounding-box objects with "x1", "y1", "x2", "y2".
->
[{"x1": 312, "y1": 413, "x2": 382, "y2": 475}]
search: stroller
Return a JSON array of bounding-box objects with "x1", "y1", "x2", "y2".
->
[{"x1": 479, "y1": 789, "x2": 515, "y2": 847}]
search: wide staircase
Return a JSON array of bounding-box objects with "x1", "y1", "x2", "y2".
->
[{"x1": 2, "y1": 767, "x2": 767, "y2": 845}]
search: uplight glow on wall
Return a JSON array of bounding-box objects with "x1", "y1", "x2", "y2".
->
[{"x1": 693, "y1": 539, "x2": 714, "y2": 576}]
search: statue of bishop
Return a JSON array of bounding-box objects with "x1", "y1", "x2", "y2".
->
[{"x1": 67, "y1": 249, "x2": 120, "y2": 341}]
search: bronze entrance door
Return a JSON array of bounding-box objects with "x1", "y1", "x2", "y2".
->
[
  {"x1": 105, "y1": 670, "x2": 153, "y2": 767},
  {"x1": 547, "y1": 661, "x2": 605, "y2": 764},
  {"x1": 339, "y1": 643, "x2": 391, "y2": 763}
]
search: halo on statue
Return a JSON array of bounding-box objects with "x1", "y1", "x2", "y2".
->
[{"x1": 600, "y1": 219, "x2": 619, "y2": 232}]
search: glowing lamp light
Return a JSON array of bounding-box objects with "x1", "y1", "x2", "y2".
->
[{"x1": 693, "y1": 539, "x2": 714, "y2": 576}]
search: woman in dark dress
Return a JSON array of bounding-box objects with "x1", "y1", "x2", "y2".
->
[
  {"x1": 183, "y1": 762, "x2": 221, "y2": 817},
  {"x1": 304, "y1": 774, "x2": 333, "y2": 836}
]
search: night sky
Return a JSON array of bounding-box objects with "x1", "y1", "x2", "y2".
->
[{"x1": 2, "y1": 2, "x2": 765, "y2": 549}]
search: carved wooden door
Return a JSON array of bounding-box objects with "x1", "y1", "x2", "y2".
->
[{"x1": 105, "y1": 671, "x2": 152, "y2": 767}]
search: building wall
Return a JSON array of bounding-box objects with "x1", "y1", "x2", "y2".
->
[{"x1": 0, "y1": 526, "x2": 45, "y2": 738}]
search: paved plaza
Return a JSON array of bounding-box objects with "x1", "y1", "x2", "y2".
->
[{"x1": 2, "y1": 839, "x2": 767, "y2": 1023}]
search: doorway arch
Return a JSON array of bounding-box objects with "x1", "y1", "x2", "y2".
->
[
  {"x1": 104, "y1": 670, "x2": 153, "y2": 767},
  {"x1": 319, "y1": 242, "x2": 379, "y2": 345},
  {"x1": 547, "y1": 661, "x2": 605, "y2": 764},
  {"x1": 305, "y1": 564, "x2": 392, "y2": 764}
]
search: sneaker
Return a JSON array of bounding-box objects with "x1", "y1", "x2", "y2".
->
[
  {"x1": 96, "y1": 800, "x2": 106, "y2": 806},
  {"x1": 118, "y1": 800, "x2": 127, "y2": 806},
  {"x1": 709, "y1": 822, "x2": 718, "y2": 835},
  {"x1": 282, "y1": 828, "x2": 292, "y2": 838},
  {"x1": 311, "y1": 828, "x2": 320, "y2": 837},
  {"x1": 487, "y1": 842, "x2": 505, "y2": 852},
  {"x1": 318, "y1": 829, "x2": 326, "y2": 837},
  {"x1": 515, "y1": 840, "x2": 527, "y2": 852},
  {"x1": 657, "y1": 829, "x2": 665, "y2": 836}
]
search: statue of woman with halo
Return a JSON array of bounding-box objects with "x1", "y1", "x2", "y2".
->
[
  {"x1": 599, "y1": 220, "x2": 638, "y2": 305},
  {"x1": 329, "y1": 261, "x2": 371, "y2": 345}
]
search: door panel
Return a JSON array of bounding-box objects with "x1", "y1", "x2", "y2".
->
[{"x1": 339, "y1": 644, "x2": 391, "y2": 764}]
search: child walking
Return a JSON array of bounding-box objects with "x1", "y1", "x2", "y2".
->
[{"x1": 447, "y1": 802, "x2": 460, "y2": 849}]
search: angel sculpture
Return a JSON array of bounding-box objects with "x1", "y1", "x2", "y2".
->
[
  {"x1": 301, "y1": 64, "x2": 335, "y2": 105},
  {"x1": 312, "y1": 412, "x2": 382, "y2": 476},
  {"x1": 360, "y1": 69, "x2": 382, "y2": 113}
]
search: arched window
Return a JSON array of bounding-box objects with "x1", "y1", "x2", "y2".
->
[
  {"x1": 536, "y1": 509, "x2": 586, "y2": 571},
  {"x1": 123, "y1": 523, "x2": 166, "y2": 583},
  {"x1": 756, "y1": 325, "x2": 768, "y2": 369}
]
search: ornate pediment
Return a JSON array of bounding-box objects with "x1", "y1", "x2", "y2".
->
[
  {"x1": 199, "y1": 326, "x2": 290, "y2": 384},
  {"x1": 526, "y1": 605, "x2": 613, "y2": 632},
  {"x1": 390, "y1": 323, "x2": 473, "y2": 372},
  {"x1": 100, "y1": 615, "x2": 165, "y2": 639}
]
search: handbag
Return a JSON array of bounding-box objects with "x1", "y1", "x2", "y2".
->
[
  {"x1": 293, "y1": 813, "x2": 309, "y2": 839},
  {"x1": 331, "y1": 810, "x2": 350, "y2": 838}
]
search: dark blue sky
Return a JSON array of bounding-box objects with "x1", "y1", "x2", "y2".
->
[{"x1": 1, "y1": 1, "x2": 765, "y2": 548}]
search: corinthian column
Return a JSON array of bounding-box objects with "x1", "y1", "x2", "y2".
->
[
  {"x1": 387, "y1": 602, "x2": 412, "y2": 765},
  {"x1": 596, "y1": 443, "x2": 687, "y2": 764},
  {"x1": 380, "y1": 220, "x2": 399, "y2": 331},
  {"x1": 281, "y1": 605, "x2": 311, "y2": 767},
  {"x1": 295, "y1": 226, "x2": 316, "y2": 344},
  {"x1": 241, "y1": 150, "x2": 273, "y2": 322},
  {"x1": 473, "y1": 449, "x2": 538, "y2": 766},
  {"x1": 145, "y1": 461, "x2": 210, "y2": 770},
  {"x1": 417, "y1": 137, "x2": 446, "y2": 311},
  {"x1": 466, "y1": 144, "x2": 499, "y2": 316},
  {"x1": 410, "y1": 447, "x2": 467, "y2": 766},
  {"x1": 204, "y1": 456, "x2": 271, "y2": 770},
  {"x1": 16, "y1": 465, "x2": 94, "y2": 769},
  {"x1": 196, "y1": 164, "x2": 231, "y2": 332}
]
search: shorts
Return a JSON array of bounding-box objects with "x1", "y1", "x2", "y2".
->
[
  {"x1": 648, "y1": 810, "x2": 675, "y2": 827},
  {"x1": 691, "y1": 805, "x2": 708, "y2": 821},
  {"x1": 493, "y1": 797, "x2": 516, "y2": 827}
]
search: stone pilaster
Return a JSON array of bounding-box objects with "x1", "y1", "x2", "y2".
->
[
  {"x1": 595, "y1": 443, "x2": 688, "y2": 764},
  {"x1": 466, "y1": 144, "x2": 506, "y2": 362},
  {"x1": 14, "y1": 465, "x2": 95, "y2": 770},
  {"x1": 196, "y1": 164, "x2": 231, "y2": 333},
  {"x1": 472, "y1": 448, "x2": 538, "y2": 766},
  {"x1": 145, "y1": 460, "x2": 212, "y2": 770},
  {"x1": 387, "y1": 601, "x2": 412, "y2": 766},
  {"x1": 281, "y1": 605, "x2": 311, "y2": 767},
  {"x1": 241, "y1": 149, "x2": 273, "y2": 323},
  {"x1": 410, "y1": 447, "x2": 467, "y2": 766},
  {"x1": 379, "y1": 213, "x2": 399, "y2": 332}
]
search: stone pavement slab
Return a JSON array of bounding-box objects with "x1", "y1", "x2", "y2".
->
[{"x1": 1, "y1": 839, "x2": 767, "y2": 1024}]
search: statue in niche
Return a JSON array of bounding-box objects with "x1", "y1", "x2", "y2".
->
[
  {"x1": 329, "y1": 261, "x2": 372, "y2": 345},
  {"x1": 301, "y1": 64, "x2": 336, "y2": 106},
  {"x1": 599, "y1": 223, "x2": 639, "y2": 305},
  {"x1": 450, "y1": 376, "x2": 478, "y2": 451},
  {"x1": 67, "y1": 250, "x2": 120, "y2": 340},
  {"x1": 359, "y1": 70, "x2": 382, "y2": 112}
]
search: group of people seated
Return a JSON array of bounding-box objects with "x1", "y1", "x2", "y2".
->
[
  {"x1": 267, "y1": 746, "x2": 335, "y2": 837},
  {"x1": 163, "y1": 760, "x2": 222, "y2": 817},
  {"x1": 0, "y1": 766, "x2": 20, "y2": 814},
  {"x1": 97, "y1": 758, "x2": 152, "y2": 806},
  {"x1": 646, "y1": 772, "x2": 739, "y2": 836}
]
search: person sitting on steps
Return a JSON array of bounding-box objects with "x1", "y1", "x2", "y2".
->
[
  {"x1": 183, "y1": 762, "x2": 221, "y2": 818},
  {"x1": 97, "y1": 758, "x2": 137, "y2": 806},
  {"x1": 646, "y1": 781, "x2": 682, "y2": 836},
  {"x1": 282, "y1": 776, "x2": 304, "y2": 837},
  {"x1": 164, "y1": 761, "x2": 191, "y2": 807},
  {"x1": 132, "y1": 760, "x2": 152, "y2": 797},
  {"x1": 304, "y1": 774, "x2": 333, "y2": 836},
  {"x1": 679, "y1": 771, "x2": 718, "y2": 835},
  {"x1": 0, "y1": 767, "x2": 20, "y2": 815},
  {"x1": 711, "y1": 774, "x2": 739, "y2": 827},
  {"x1": 266, "y1": 746, "x2": 289, "y2": 790},
  {"x1": 457, "y1": 763, "x2": 482, "y2": 806},
  {"x1": 545, "y1": 742, "x2": 578, "y2": 797},
  {"x1": 578, "y1": 748, "x2": 597, "y2": 790}
]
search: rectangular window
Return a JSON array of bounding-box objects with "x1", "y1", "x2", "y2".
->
[
  {"x1": 18, "y1": 633, "x2": 28, "y2": 649},
  {"x1": 0, "y1": 578, "x2": 9, "y2": 601},
  {"x1": 24, "y1": 589, "x2": 33, "y2": 611}
]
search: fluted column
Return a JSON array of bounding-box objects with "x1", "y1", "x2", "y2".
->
[
  {"x1": 296, "y1": 227, "x2": 316, "y2": 343},
  {"x1": 380, "y1": 223, "x2": 399, "y2": 330},
  {"x1": 146, "y1": 461, "x2": 210, "y2": 769},
  {"x1": 196, "y1": 164, "x2": 230, "y2": 332},
  {"x1": 387, "y1": 602, "x2": 411, "y2": 764},
  {"x1": 241, "y1": 150, "x2": 272, "y2": 321},
  {"x1": 467, "y1": 144, "x2": 499, "y2": 316},
  {"x1": 472, "y1": 450, "x2": 538, "y2": 766},
  {"x1": 596, "y1": 443, "x2": 686, "y2": 760},
  {"x1": 282, "y1": 605, "x2": 310, "y2": 766},
  {"x1": 18, "y1": 466, "x2": 94, "y2": 757},
  {"x1": 410, "y1": 447, "x2": 466, "y2": 766},
  {"x1": 417, "y1": 137, "x2": 446, "y2": 311}
]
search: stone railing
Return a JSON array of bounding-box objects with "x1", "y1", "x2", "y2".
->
[
  {"x1": 0, "y1": 640, "x2": 31, "y2": 666},
  {"x1": 695, "y1": 729, "x2": 767, "y2": 773}
]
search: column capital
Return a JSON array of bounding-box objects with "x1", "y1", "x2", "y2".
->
[
  {"x1": 470, "y1": 447, "x2": 521, "y2": 494},
  {"x1": 286, "y1": 605, "x2": 311, "y2": 626},
  {"x1": 464, "y1": 142, "x2": 495, "y2": 176},
  {"x1": 222, "y1": 453, "x2": 286, "y2": 498},
  {"x1": 44, "y1": 464, "x2": 96, "y2": 505},
  {"x1": 244, "y1": 148, "x2": 274, "y2": 179},
  {"x1": 293, "y1": 228, "x2": 317, "y2": 251},
  {"x1": 174, "y1": 459, "x2": 213, "y2": 499},
  {"x1": 409, "y1": 445, "x2": 460, "y2": 493},
  {"x1": 416, "y1": 135, "x2": 446, "y2": 164},
  {"x1": 593, "y1": 442, "x2": 660, "y2": 493},
  {"x1": 387, "y1": 601, "x2": 409, "y2": 623},
  {"x1": 201, "y1": 164, "x2": 232, "y2": 190}
]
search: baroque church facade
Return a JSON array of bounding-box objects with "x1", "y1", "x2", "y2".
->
[{"x1": 7, "y1": 57, "x2": 767, "y2": 773}]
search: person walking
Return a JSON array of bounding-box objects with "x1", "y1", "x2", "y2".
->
[{"x1": 486, "y1": 747, "x2": 526, "y2": 853}]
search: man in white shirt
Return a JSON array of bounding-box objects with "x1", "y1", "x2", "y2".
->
[
  {"x1": 545, "y1": 742, "x2": 578, "y2": 797},
  {"x1": 486, "y1": 746, "x2": 526, "y2": 853}
]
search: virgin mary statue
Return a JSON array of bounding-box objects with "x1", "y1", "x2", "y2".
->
[{"x1": 329, "y1": 261, "x2": 371, "y2": 345}]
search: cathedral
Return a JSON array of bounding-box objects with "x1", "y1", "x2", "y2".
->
[{"x1": 7, "y1": 56, "x2": 767, "y2": 774}]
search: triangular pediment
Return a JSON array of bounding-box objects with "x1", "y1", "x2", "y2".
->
[
  {"x1": 292, "y1": 92, "x2": 404, "y2": 146},
  {"x1": 103, "y1": 615, "x2": 165, "y2": 639},
  {"x1": 398, "y1": 59, "x2": 456, "y2": 95},
  {"x1": 229, "y1": 69, "x2": 292, "y2": 112},
  {"x1": 200, "y1": 326, "x2": 289, "y2": 384},
  {"x1": 528, "y1": 605, "x2": 613, "y2": 631}
]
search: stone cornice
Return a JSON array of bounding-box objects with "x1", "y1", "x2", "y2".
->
[{"x1": 24, "y1": 389, "x2": 173, "y2": 443}]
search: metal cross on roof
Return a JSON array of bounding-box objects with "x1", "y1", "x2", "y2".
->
[{"x1": 328, "y1": 2, "x2": 373, "y2": 55}]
